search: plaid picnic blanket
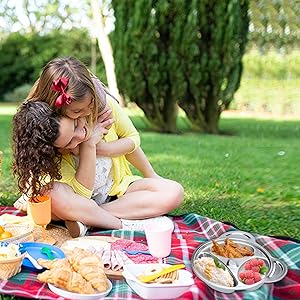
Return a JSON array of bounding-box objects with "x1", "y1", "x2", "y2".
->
[{"x1": 0, "y1": 206, "x2": 299, "y2": 300}]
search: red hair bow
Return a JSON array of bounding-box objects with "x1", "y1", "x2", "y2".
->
[{"x1": 52, "y1": 77, "x2": 72, "y2": 107}]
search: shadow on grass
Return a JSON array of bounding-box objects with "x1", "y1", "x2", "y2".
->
[{"x1": 131, "y1": 115, "x2": 300, "y2": 139}]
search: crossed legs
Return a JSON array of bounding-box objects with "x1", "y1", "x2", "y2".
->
[
  {"x1": 14, "y1": 177, "x2": 184, "y2": 229},
  {"x1": 102, "y1": 178, "x2": 184, "y2": 219}
]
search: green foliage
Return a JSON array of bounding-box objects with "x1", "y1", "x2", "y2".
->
[
  {"x1": 112, "y1": 0, "x2": 249, "y2": 134},
  {"x1": 0, "y1": 29, "x2": 106, "y2": 99},
  {"x1": 112, "y1": 0, "x2": 179, "y2": 132},
  {"x1": 248, "y1": 0, "x2": 300, "y2": 52},
  {"x1": 177, "y1": 1, "x2": 249, "y2": 133},
  {"x1": 0, "y1": 33, "x2": 35, "y2": 98},
  {"x1": 3, "y1": 84, "x2": 32, "y2": 102},
  {"x1": 243, "y1": 50, "x2": 300, "y2": 79}
]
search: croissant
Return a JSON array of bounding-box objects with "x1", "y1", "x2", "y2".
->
[
  {"x1": 37, "y1": 258, "x2": 71, "y2": 270},
  {"x1": 69, "y1": 247, "x2": 108, "y2": 292},
  {"x1": 37, "y1": 266, "x2": 95, "y2": 294}
]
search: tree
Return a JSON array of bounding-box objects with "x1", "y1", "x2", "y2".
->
[
  {"x1": 112, "y1": 0, "x2": 181, "y2": 132},
  {"x1": 91, "y1": 0, "x2": 123, "y2": 105},
  {"x1": 178, "y1": 1, "x2": 249, "y2": 133},
  {"x1": 112, "y1": 0, "x2": 249, "y2": 133}
]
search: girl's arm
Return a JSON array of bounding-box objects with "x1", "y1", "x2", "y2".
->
[
  {"x1": 96, "y1": 98, "x2": 139, "y2": 156},
  {"x1": 126, "y1": 147, "x2": 160, "y2": 178},
  {"x1": 96, "y1": 141, "x2": 160, "y2": 177},
  {"x1": 96, "y1": 98, "x2": 160, "y2": 177},
  {"x1": 75, "y1": 123, "x2": 107, "y2": 190},
  {"x1": 95, "y1": 138, "x2": 134, "y2": 157}
]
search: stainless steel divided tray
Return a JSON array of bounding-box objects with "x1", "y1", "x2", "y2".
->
[{"x1": 191, "y1": 230, "x2": 287, "y2": 293}]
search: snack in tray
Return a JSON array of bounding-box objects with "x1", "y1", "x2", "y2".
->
[
  {"x1": 142, "y1": 265, "x2": 179, "y2": 284},
  {"x1": 239, "y1": 258, "x2": 268, "y2": 285},
  {"x1": 69, "y1": 247, "x2": 108, "y2": 292},
  {"x1": 38, "y1": 257, "x2": 71, "y2": 269},
  {"x1": 111, "y1": 239, "x2": 158, "y2": 264},
  {"x1": 88, "y1": 246, "x2": 135, "y2": 272},
  {"x1": 37, "y1": 247, "x2": 109, "y2": 294},
  {"x1": 37, "y1": 261, "x2": 95, "y2": 294},
  {"x1": 194, "y1": 256, "x2": 234, "y2": 287},
  {"x1": 62, "y1": 237, "x2": 158, "y2": 277},
  {"x1": 212, "y1": 238, "x2": 254, "y2": 258},
  {"x1": 0, "y1": 243, "x2": 24, "y2": 280},
  {"x1": 0, "y1": 225, "x2": 13, "y2": 240},
  {"x1": 0, "y1": 244, "x2": 20, "y2": 259},
  {"x1": 86, "y1": 238, "x2": 157, "y2": 272}
]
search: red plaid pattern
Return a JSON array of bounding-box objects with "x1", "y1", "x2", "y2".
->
[{"x1": 1, "y1": 207, "x2": 299, "y2": 300}]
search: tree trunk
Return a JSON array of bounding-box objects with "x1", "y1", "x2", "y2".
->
[
  {"x1": 205, "y1": 100, "x2": 219, "y2": 134},
  {"x1": 90, "y1": 37, "x2": 97, "y2": 74},
  {"x1": 90, "y1": 0, "x2": 124, "y2": 106},
  {"x1": 163, "y1": 100, "x2": 178, "y2": 133}
]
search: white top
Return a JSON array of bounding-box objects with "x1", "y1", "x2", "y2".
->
[{"x1": 73, "y1": 155, "x2": 113, "y2": 206}]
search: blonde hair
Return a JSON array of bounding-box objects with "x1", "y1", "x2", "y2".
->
[{"x1": 27, "y1": 57, "x2": 106, "y2": 125}]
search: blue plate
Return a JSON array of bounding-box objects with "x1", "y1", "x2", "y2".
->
[{"x1": 19, "y1": 242, "x2": 65, "y2": 271}]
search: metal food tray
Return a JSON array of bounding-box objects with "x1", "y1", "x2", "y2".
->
[{"x1": 191, "y1": 230, "x2": 288, "y2": 293}]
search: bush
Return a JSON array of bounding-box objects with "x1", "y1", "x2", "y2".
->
[
  {"x1": 0, "y1": 29, "x2": 106, "y2": 100},
  {"x1": 243, "y1": 50, "x2": 300, "y2": 80},
  {"x1": 3, "y1": 84, "x2": 32, "y2": 102},
  {"x1": 232, "y1": 78, "x2": 300, "y2": 116}
]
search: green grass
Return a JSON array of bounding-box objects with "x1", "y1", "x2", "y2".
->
[{"x1": 1, "y1": 103, "x2": 299, "y2": 239}]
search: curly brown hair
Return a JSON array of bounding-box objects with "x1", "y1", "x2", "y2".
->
[{"x1": 12, "y1": 101, "x2": 63, "y2": 197}]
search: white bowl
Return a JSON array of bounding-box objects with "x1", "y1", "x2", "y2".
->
[
  {"x1": 122, "y1": 264, "x2": 194, "y2": 300},
  {"x1": 48, "y1": 279, "x2": 112, "y2": 300}
]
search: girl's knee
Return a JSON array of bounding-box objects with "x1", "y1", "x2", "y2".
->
[
  {"x1": 171, "y1": 181, "x2": 184, "y2": 206},
  {"x1": 49, "y1": 183, "x2": 73, "y2": 212},
  {"x1": 162, "y1": 180, "x2": 184, "y2": 211}
]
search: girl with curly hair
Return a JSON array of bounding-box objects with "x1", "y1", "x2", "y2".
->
[
  {"x1": 12, "y1": 101, "x2": 106, "y2": 200},
  {"x1": 12, "y1": 100, "x2": 183, "y2": 236}
]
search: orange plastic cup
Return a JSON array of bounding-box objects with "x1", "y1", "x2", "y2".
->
[{"x1": 28, "y1": 195, "x2": 51, "y2": 227}]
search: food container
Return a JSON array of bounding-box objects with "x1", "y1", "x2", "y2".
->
[
  {"x1": 48, "y1": 279, "x2": 112, "y2": 300},
  {"x1": 191, "y1": 230, "x2": 288, "y2": 293},
  {"x1": 122, "y1": 264, "x2": 194, "y2": 299},
  {"x1": 0, "y1": 243, "x2": 25, "y2": 280},
  {"x1": 0, "y1": 224, "x2": 34, "y2": 243}
]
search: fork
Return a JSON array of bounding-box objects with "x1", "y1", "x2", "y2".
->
[{"x1": 122, "y1": 249, "x2": 151, "y2": 255}]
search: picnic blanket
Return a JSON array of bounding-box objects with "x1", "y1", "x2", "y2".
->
[{"x1": 0, "y1": 206, "x2": 299, "y2": 300}]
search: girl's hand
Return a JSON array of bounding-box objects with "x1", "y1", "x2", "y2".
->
[
  {"x1": 81, "y1": 123, "x2": 107, "y2": 150},
  {"x1": 98, "y1": 102, "x2": 114, "y2": 130},
  {"x1": 98, "y1": 118, "x2": 114, "y2": 132}
]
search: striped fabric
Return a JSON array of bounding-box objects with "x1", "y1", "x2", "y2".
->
[{"x1": 0, "y1": 207, "x2": 299, "y2": 300}]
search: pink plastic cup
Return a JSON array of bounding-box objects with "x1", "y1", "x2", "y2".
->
[{"x1": 144, "y1": 221, "x2": 173, "y2": 258}]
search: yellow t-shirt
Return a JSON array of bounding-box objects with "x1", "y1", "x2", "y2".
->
[{"x1": 58, "y1": 97, "x2": 141, "y2": 199}]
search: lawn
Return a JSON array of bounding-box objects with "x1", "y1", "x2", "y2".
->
[{"x1": 0, "y1": 104, "x2": 299, "y2": 240}]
